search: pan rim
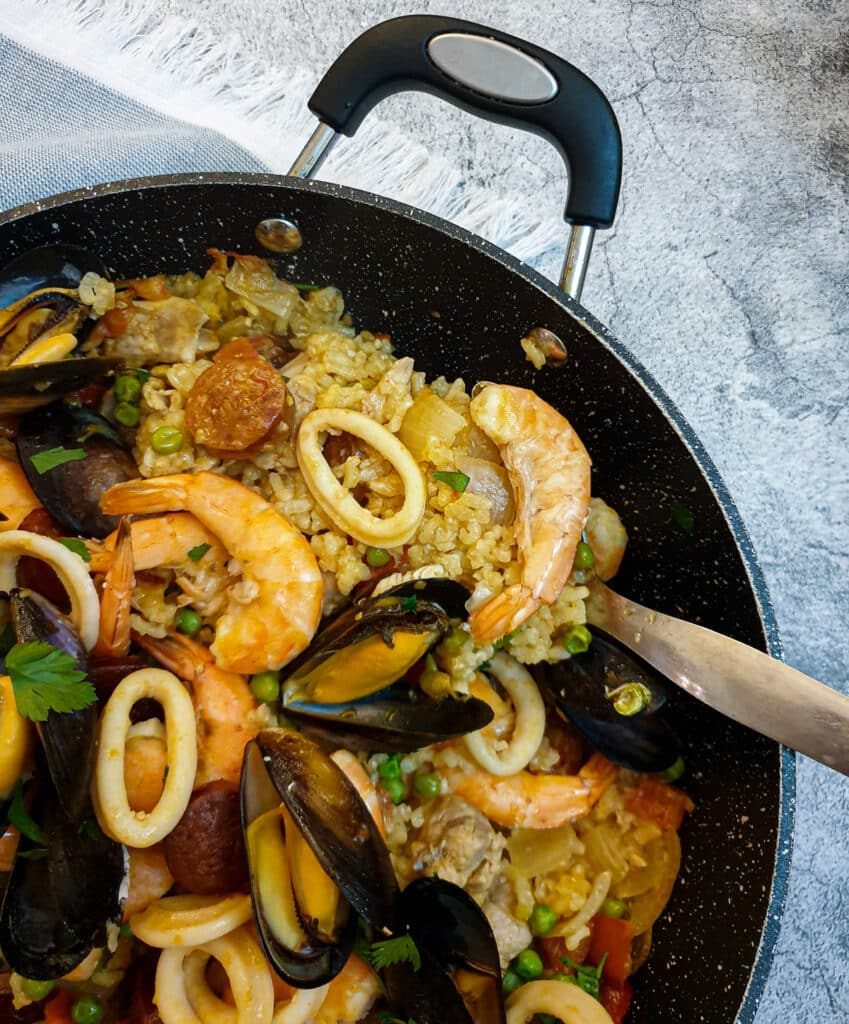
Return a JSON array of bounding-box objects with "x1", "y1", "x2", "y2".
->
[{"x1": 0, "y1": 170, "x2": 795, "y2": 1022}]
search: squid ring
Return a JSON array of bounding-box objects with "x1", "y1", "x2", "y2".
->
[
  {"x1": 0, "y1": 531, "x2": 100, "y2": 649},
  {"x1": 94, "y1": 668, "x2": 197, "y2": 847},
  {"x1": 130, "y1": 894, "x2": 253, "y2": 949},
  {"x1": 464, "y1": 653, "x2": 546, "y2": 776},
  {"x1": 506, "y1": 980, "x2": 616, "y2": 1024},
  {"x1": 154, "y1": 926, "x2": 274, "y2": 1024},
  {"x1": 296, "y1": 408, "x2": 425, "y2": 547}
]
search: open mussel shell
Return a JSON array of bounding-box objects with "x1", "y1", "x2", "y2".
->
[
  {"x1": 0, "y1": 357, "x2": 119, "y2": 416},
  {"x1": 385, "y1": 878, "x2": 505, "y2": 1024},
  {"x1": 535, "y1": 626, "x2": 680, "y2": 772},
  {"x1": 240, "y1": 741, "x2": 353, "y2": 988},
  {"x1": 0, "y1": 776, "x2": 123, "y2": 979},
  {"x1": 16, "y1": 401, "x2": 139, "y2": 537},
  {"x1": 0, "y1": 243, "x2": 109, "y2": 308},
  {"x1": 380, "y1": 577, "x2": 471, "y2": 620},
  {"x1": 283, "y1": 683, "x2": 493, "y2": 753},
  {"x1": 10, "y1": 589, "x2": 97, "y2": 822},
  {"x1": 253, "y1": 730, "x2": 399, "y2": 929}
]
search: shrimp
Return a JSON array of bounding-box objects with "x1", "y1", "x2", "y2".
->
[
  {"x1": 101, "y1": 472, "x2": 323, "y2": 673},
  {"x1": 330, "y1": 749, "x2": 386, "y2": 838},
  {"x1": 92, "y1": 516, "x2": 134, "y2": 658},
  {"x1": 445, "y1": 752, "x2": 616, "y2": 830},
  {"x1": 133, "y1": 630, "x2": 259, "y2": 788},
  {"x1": 584, "y1": 496, "x2": 628, "y2": 581},
  {"x1": 312, "y1": 954, "x2": 380, "y2": 1024},
  {"x1": 0, "y1": 457, "x2": 41, "y2": 531},
  {"x1": 467, "y1": 384, "x2": 591, "y2": 646},
  {"x1": 86, "y1": 512, "x2": 227, "y2": 575}
]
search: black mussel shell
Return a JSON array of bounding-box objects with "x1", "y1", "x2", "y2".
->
[
  {"x1": 0, "y1": 357, "x2": 119, "y2": 416},
  {"x1": 0, "y1": 778, "x2": 123, "y2": 979},
  {"x1": 16, "y1": 401, "x2": 139, "y2": 537},
  {"x1": 255, "y1": 730, "x2": 399, "y2": 930},
  {"x1": 380, "y1": 577, "x2": 471, "y2": 620},
  {"x1": 384, "y1": 948, "x2": 475, "y2": 1024},
  {"x1": 283, "y1": 683, "x2": 493, "y2": 753},
  {"x1": 0, "y1": 244, "x2": 109, "y2": 308},
  {"x1": 240, "y1": 740, "x2": 353, "y2": 988},
  {"x1": 10, "y1": 589, "x2": 98, "y2": 822},
  {"x1": 282, "y1": 589, "x2": 452, "y2": 704},
  {"x1": 535, "y1": 626, "x2": 680, "y2": 772}
]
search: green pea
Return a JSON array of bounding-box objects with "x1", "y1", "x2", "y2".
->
[
  {"x1": 514, "y1": 948, "x2": 543, "y2": 981},
  {"x1": 611, "y1": 682, "x2": 652, "y2": 716},
  {"x1": 660, "y1": 755, "x2": 686, "y2": 782},
  {"x1": 413, "y1": 773, "x2": 441, "y2": 799},
  {"x1": 442, "y1": 625, "x2": 467, "y2": 651},
  {"x1": 377, "y1": 755, "x2": 402, "y2": 782},
  {"x1": 250, "y1": 672, "x2": 280, "y2": 703},
  {"x1": 114, "y1": 402, "x2": 140, "y2": 428},
  {"x1": 113, "y1": 373, "x2": 142, "y2": 404},
  {"x1": 573, "y1": 540, "x2": 595, "y2": 571},
  {"x1": 365, "y1": 547, "x2": 391, "y2": 568},
  {"x1": 529, "y1": 903, "x2": 557, "y2": 936},
  {"x1": 600, "y1": 897, "x2": 627, "y2": 919},
  {"x1": 71, "y1": 996, "x2": 103, "y2": 1024},
  {"x1": 21, "y1": 978, "x2": 55, "y2": 1001},
  {"x1": 501, "y1": 968, "x2": 524, "y2": 996},
  {"x1": 150, "y1": 425, "x2": 184, "y2": 454},
  {"x1": 382, "y1": 777, "x2": 406, "y2": 805},
  {"x1": 563, "y1": 624, "x2": 592, "y2": 655},
  {"x1": 176, "y1": 609, "x2": 202, "y2": 636}
]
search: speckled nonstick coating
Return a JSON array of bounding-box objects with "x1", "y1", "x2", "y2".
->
[{"x1": 0, "y1": 174, "x2": 794, "y2": 1024}]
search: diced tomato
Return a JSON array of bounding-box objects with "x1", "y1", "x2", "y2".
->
[
  {"x1": 600, "y1": 980, "x2": 633, "y2": 1024},
  {"x1": 588, "y1": 915, "x2": 633, "y2": 986},
  {"x1": 537, "y1": 933, "x2": 590, "y2": 973},
  {"x1": 626, "y1": 778, "x2": 693, "y2": 831},
  {"x1": 44, "y1": 988, "x2": 73, "y2": 1024}
]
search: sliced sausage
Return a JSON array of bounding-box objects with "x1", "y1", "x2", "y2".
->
[
  {"x1": 16, "y1": 508, "x2": 69, "y2": 611},
  {"x1": 184, "y1": 339, "x2": 286, "y2": 453},
  {"x1": 163, "y1": 781, "x2": 248, "y2": 894}
]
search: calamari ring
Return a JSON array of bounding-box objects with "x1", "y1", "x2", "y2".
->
[
  {"x1": 94, "y1": 668, "x2": 197, "y2": 847},
  {"x1": 296, "y1": 408, "x2": 425, "y2": 547},
  {"x1": 464, "y1": 653, "x2": 546, "y2": 776},
  {"x1": 130, "y1": 894, "x2": 252, "y2": 949},
  {"x1": 506, "y1": 980, "x2": 615, "y2": 1024},
  {"x1": 0, "y1": 531, "x2": 100, "y2": 649}
]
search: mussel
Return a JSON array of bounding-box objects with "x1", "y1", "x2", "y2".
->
[
  {"x1": 384, "y1": 878, "x2": 505, "y2": 1024},
  {"x1": 0, "y1": 243, "x2": 109, "y2": 308},
  {"x1": 16, "y1": 402, "x2": 139, "y2": 538},
  {"x1": 535, "y1": 626, "x2": 680, "y2": 772},
  {"x1": 8, "y1": 589, "x2": 98, "y2": 821},
  {"x1": 240, "y1": 730, "x2": 399, "y2": 988}
]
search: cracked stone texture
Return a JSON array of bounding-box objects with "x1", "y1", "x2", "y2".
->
[
  {"x1": 236, "y1": 6, "x2": 848, "y2": 1018},
  {"x1": 4, "y1": 0, "x2": 849, "y2": 1018}
]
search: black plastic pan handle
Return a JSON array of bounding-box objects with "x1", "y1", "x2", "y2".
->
[{"x1": 289, "y1": 15, "x2": 622, "y2": 301}]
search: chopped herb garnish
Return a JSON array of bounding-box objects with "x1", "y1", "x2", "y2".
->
[
  {"x1": 292, "y1": 283, "x2": 320, "y2": 292},
  {"x1": 367, "y1": 934, "x2": 421, "y2": 972},
  {"x1": 493, "y1": 629, "x2": 518, "y2": 651},
  {"x1": 8, "y1": 780, "x2": 46, "y2": 845},
  {"x1": 399, "y1": 595, "x2": 418, "y2": 612},
  {"x1": 132, "y1": 368, "x2": 152, "y2": 381},
  {"x1": 670, "y1": 500, "x2": 695, "y2": 536},
  {"x1": 280, "y1": 373, "x2": 290, "y2": 382},
  {"x1": 16, "y1": 847, "x2": 48, "y2": 860},
  {"x1": 6, "y1": 641, "x2": 97, "y2": 722},
  {"x1": 29, "y1": 447, "x2": 87, "y2": 475},
  {"x1": 431, "y1": 470, "x2": 470, "y2": 493},
  {"x1": 187, "y1": 543, "x2": 211, "y2": 562},
  {"x1": 59, "y1": 538, "x2": 91, "y2": 562},
  {"x1": 79, "y1": 816, "x2": 102, "y2": 840},
  {"x1": 561, "y1": 953, "x2": 606, "y2": 1000}
]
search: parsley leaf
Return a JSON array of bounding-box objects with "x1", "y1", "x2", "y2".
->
[
  {"x1": 132, "y1": 368, "x2": 152, "y2": 382},
  {"x1": 367, "y1": 935, "x2": 421, "y2": 972},
  {"x1": 431, "y1": 470, "x2": 470, "y2": 493},
  {"x1": 292, "y1": 283, "x2": 320, "y2": 292},
  {"x1": 8, "y1": 780, "x2": 46, "y2": 845},
  {"x1": 59, "y1": 538, "x2": 91, "y2": 562},
  {"x1": 16, "y1": 847, "x2": 48, "y2": 860},
  {"x1": 187, "y1": 543, "x2": 211, "y2": 562},
  {"x1": 6, "y1": 642, "x2": 97, "y2": 722},
  {"x1": 670, "y1": 500, "x2": 695, "y2": 536},
  {"x1": 493, "y1": 629, "x2": 518, "y2": 652},
  {"x1": 29, "y1": 447, "x2": 87, "y2": 475},
  {"x1": 561, "y1": 953, "x2": 606, "y2": 1000},
  {"x1": 399, "y1": 595, "x2": 418, "y2": 613}
]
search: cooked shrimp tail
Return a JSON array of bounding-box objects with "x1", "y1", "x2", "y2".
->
[
  {"x1": 468, "y1": 585, "x2": 541, "y2": 647},
  {"x1": 86, "y1": 512, "x2": 226, "y2": 575},
  {"x1": 102, "y1": 472, "x2": 323, "y2": 673},
  {"x1": 92, "y1": 515, "x2": 134, "y2": 658}
]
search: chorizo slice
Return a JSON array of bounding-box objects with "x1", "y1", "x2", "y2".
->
[
  {"x1": 163, "y1": 780, "x2": 248, "y2": 894},
  {"x1": 184, "y1": 339, "x2": 286, "y2": 453}
]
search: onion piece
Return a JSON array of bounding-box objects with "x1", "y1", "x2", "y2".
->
[
  {"x1": 455, "y1": 454, "x2": 515, "y2": 525},
  {"x1": 398, "y1": 389, "x2": 466, "y2": 462}
]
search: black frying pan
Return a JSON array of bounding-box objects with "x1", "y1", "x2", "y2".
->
[{"x1": 0, "y1": 16, "x2": 793, "y2": 1024}]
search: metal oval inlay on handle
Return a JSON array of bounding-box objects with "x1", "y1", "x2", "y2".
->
[{"x1": 427, "y1": 33, "x2": 559, "y2": 105}]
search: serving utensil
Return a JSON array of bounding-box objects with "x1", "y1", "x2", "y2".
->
[{"x1": 587, "y1": 576, "x2": 849, "y2": 775}]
